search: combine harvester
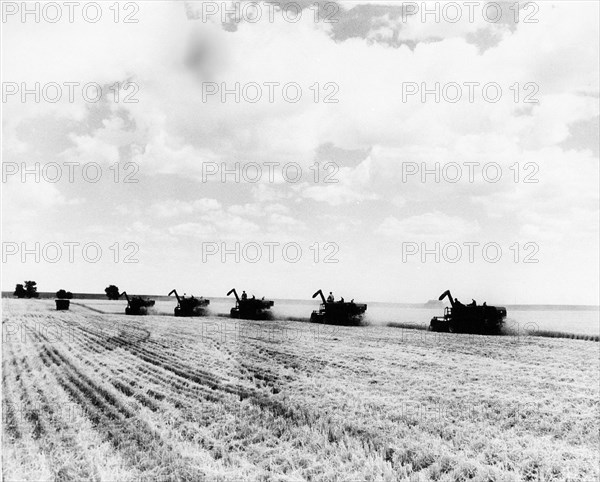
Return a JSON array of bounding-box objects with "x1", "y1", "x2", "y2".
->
[
  {"x1": 119, "y1": 291, "x2": 155, "y2": 315},
  {"x1": 429, "y1": 290, "x2": 507, "y2": 334},
  {"x1": 227, "y1": 288, "x2": 274, "y2": 320},
  {"x1": 310, "y1": 289, "x2": 367, "y2": 325},
  {"x1": 168, "y1": 289, "x2": 209, "y2": 317}
]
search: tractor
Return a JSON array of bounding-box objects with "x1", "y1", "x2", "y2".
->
[
  {"x1": 227, "y1": 288, "x2": 274, "y2": 320},
  {"x1": 119, "y1": 291, "x2": 155, "y2": 315},
  {"x1": 168, "y1": 289, "x2": 210, "y2": 317},
  {"x1": 310, "y1": 289, "x2": 367, "y2": 325},
  {"x1": 429, "y1": 290, "x2": 507, "y2": 334}
]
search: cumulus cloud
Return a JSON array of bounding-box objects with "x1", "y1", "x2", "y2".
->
[
  {"x1": 152, "y1": 198, "x2": 222, "y2": 218},
  {"x1": 299, "y1": 156, "x2": 379, "y2": 206},
  {"x1": 376, "y1": 212, "x2": 480, "y2": 241}
]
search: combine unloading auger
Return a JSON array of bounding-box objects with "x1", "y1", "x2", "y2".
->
[
  {"x1": 120, "y1": 291, "x2": 155, "y2": 315},
  {"x1": 168, "y1": 289, "x2": 209, "y2": 317},
  {"x1": 310, "y1": 289, "x2": 367, "y2": 325},
  {"x1": 227, "y1": 288, "x2": 274, "y2": 320},
  {"x1": 312, "y1": 289, "x2": 327, "y2": 304},
  {"x1": 429, "y1": 290, "x2": 506, "y2": 334},
  {"x1": 227, "y1": 288, "x2": 240, "y2": 303},
  {"x1": 438, "y1": 290, "x2": 456, "y2": 307}
]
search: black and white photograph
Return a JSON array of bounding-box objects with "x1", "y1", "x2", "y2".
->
[{"x1": 1, "y1": 1, "x2": 599, "y2": 480}]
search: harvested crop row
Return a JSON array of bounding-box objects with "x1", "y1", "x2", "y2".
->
[
  {"x1": 33, "y1": 334, "x2": 208, "y2": 480},
  {"x1": 51, "y1": 314, "x2": 405, "y2": 476},
  {"x1": 8, "y1": 340, "x2": 101, "y2": 481}
]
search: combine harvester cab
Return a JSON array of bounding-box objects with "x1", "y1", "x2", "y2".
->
[
  {"x1": 310, "y1": 289, "x2": 367, "y2": 325},
  {"x1": 227, "y1": 289, "x2": 274, "y2": 320},
  {"x1": 120, "y1": 291, "x2": 155, "y2": 316},
  {"x1": 168, "y1": 289, "x2": 210, "y2": 317},
  {"x1": 429, "y1": 290, "x2": 507, "y2": 335}
]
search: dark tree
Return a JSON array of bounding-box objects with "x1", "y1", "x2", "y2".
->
[
  {"x1": 24, "y1": 281, "x2": 39, "y2": 298},
  {"x1": 56, "y1": 289, "x2": 73, "y2": 299},
  {"x1": 105, "y1": 285, "x2": 120, "y2": 300},
  {"x1": 14, "y1": 284, "x2": 26, "y2": 298}
]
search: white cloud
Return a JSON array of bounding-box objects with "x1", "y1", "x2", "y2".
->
[
  {"x1": 228, "y1": 203, "x2": 264, "y2": 217},
  {"x1": 299, "y1": 156, "x2": 379, "y2": 205},
  {"x1": 168, "y1": 222, "x2": 218, "y2": 238},
  {"x1": 377, "y1": 212, "x2": 480, "y2": 241},
  {"x1": 152, "y1": 198, "x2": 222, "y2": 218}
]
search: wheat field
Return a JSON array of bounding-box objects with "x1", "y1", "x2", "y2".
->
[{"x1": 2, "y1": 298, "x2": 599, "y2": 481}]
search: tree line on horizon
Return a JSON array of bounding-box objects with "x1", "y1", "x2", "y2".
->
[{"x1": 13, "y1": 281, "x2": 120, "y2": 300}]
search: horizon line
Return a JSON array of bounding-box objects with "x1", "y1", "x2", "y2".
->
[{"x1": 2, "y1": 291, "x2": 599, "y2": 310}]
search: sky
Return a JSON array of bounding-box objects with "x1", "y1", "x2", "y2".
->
[{"x1": 2, "y1": 1, "x2": 599, "y2": 305}]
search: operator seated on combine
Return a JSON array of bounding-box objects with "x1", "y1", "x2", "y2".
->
[
  {"x1": 469, "y1": 299, "x2": 477, "y2": 307},
  {"x1": 327, "y1": 292, "x2": 334, "y2": 302},
  {"x1": 241, "y1": 291, "x2": 248, "y2": 300},
  {"x1": 339, "y1": 297, "x2": 345, "y2": 303}
]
